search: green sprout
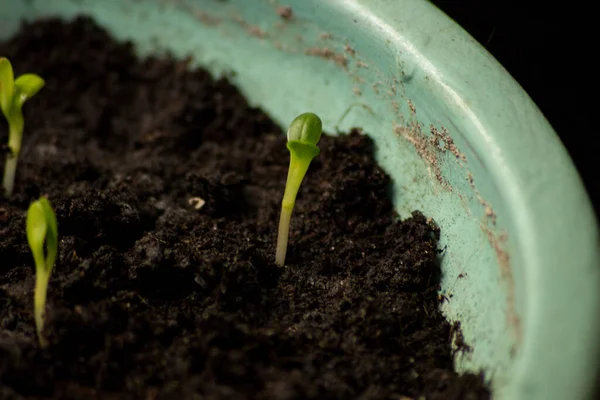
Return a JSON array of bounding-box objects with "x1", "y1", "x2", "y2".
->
[
  {"x1": 0, "y1": 57, "x2": 45, "y2": 197},
  {"x1": 26, "y1": 197, "x2": 58, "y2": 348},
  {"x1": 275, "y1": 112, "x2": 323, "y2": 266}
]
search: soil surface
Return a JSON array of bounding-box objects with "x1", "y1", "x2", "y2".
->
[{"x1": 1, "y1": 17, "x2": 489, "y2": 400}]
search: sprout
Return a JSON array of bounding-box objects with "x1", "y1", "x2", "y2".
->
[
  {"x1": 275, "y1": 112, "x2": 323, "y2": 266},
  {"x1": 0, "y1": 57, "x2": 45, "y2": 197},
  {"x1": 26, "y1": 196, "x2": 58, "y2": 348}
]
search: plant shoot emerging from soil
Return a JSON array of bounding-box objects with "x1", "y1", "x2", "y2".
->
[
  {"x1": 275, "y1": 112, "x2": 322, "y2": 266},
  {"x1": 0, "y1": 57, "x2": 45, "y2": 197},
  {"x1": 26, "y1": 196, "x2": 58, "y2": 348}
]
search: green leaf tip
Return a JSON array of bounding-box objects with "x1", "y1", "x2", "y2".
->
[
  {"x1": 287, "y1": 112, "x2": 323, "y2": 146},
  {"x1": 0, "y1": 57, "x2": 15, "y2": 116},
  {"x1": 0, "y1": 57, "x2": 45, "y2": 116},
  {"x1": 26, "y1": 197, "x2": 58, "y2": 275},
  {"x1": 15, "y1": 74, "x2": 45, "y2": 107}
]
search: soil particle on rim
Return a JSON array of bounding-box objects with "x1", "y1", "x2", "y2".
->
[
  {"x1": 1, "y1": 16, "x2": 489, "y2": 400},
  {"x1": 277, "y1": 6, "x2": 294, "y2": 21},
  {"x1": 304, "y1": 47, "x2": 348, "y2": 68}
]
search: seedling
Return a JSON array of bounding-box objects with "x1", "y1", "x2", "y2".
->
[
  {"x1": 0, "y1": 57, "x2": 45, "y2": 197},
  {"x1": 26, "y1": 197, "x2": 58, "y2": 348},
  {"x1": 275, "y1": 112, "x2": 323, "y2": 266}
]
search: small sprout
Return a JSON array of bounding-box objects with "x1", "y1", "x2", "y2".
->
[
  {"x1": 0, "y1": 57, "x2": 45, "y2": 197},
  {"x1": 275, "y1": 112, "x2": 322, "y2": 266},
  {"x1": 26, "y1": 197, "x2": 58, "y2": 348}
]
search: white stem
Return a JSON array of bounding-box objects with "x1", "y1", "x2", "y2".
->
[
  {"x1": 3, "y1": 121, "x2": 22, "y2": 198},
  {"x1": 34, "y1": 270, "x2": 49, "y2": 348},
  {"x1": 275, "y1": 206, "x2": 293, "y2": 266},
  {"x1": 2, "y1": 154, "x2": 18, "y2": 197}
]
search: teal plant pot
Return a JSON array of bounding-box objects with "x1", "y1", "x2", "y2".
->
[{"x1": 1, "y1": 1, "x2": 598, "y2": 399}]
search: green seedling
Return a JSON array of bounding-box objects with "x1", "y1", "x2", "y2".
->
[
  {"x1": 275, "y1": 112, "x2": 323, "y2": 266},
  {"x1": 26, "y1": 197, "x2": 58, "y2": 348},
  {"x1": 0, "y1": 57, "x2": 45, "y2": 197}
]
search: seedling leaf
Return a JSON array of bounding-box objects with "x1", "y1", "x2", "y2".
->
[
  {"x1": 0, "y1": 57, "x2": 15, "y2": 116},
  {"x1": 27, "y1": 197, "x2": 58, "y2": 272},
  {"x1": 287, "y1": 111, "x2": 323, "y2": 145},
  {"x1": 27, "y1": 201, "x2": 48, "y2": 270},
  {"x1": 14, "y1": 74, "x2": 45, "y2": 107}
]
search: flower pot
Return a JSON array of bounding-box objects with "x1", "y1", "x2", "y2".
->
[{"x1": 1, "y1": 0, "x2": 598, "y2": 399}]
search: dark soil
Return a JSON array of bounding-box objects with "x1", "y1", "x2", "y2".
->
[{"x1": 0, "y1": 17, "x2": 489, "y2": 400}]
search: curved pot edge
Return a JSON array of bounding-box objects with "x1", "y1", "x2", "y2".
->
[{"x1": 341, "y1": 1, "x2": 600, "y2": 398}]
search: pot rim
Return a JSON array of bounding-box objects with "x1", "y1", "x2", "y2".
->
[{"x1": 340, "y1": 0, "x2": 599, "y2": 398}]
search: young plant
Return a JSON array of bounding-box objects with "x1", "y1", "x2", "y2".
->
[
  {"x1": 26, "y1": 196, "x2": 58, "y2": 348},
  {"x1": 275, "y1": 112, "x2": 323, "y2": 266},
  {"x1": 0, "y1": 57, "x2": 45, "y2": 197}
]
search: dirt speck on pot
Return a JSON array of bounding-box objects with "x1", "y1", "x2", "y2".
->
[
  {"x1": 277, "y1": 6, "x2": 294, "y2": 21},
  {"x1": 305, "y1": 47, "x2": 348, "y2": 68},
  {"x1": 1, "y1": 16, "x2": 490, "y2": 400}
]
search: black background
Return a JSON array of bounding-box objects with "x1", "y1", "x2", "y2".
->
[{"x1": 429, "y1": 1, "x2": 597, "y2": 217}]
